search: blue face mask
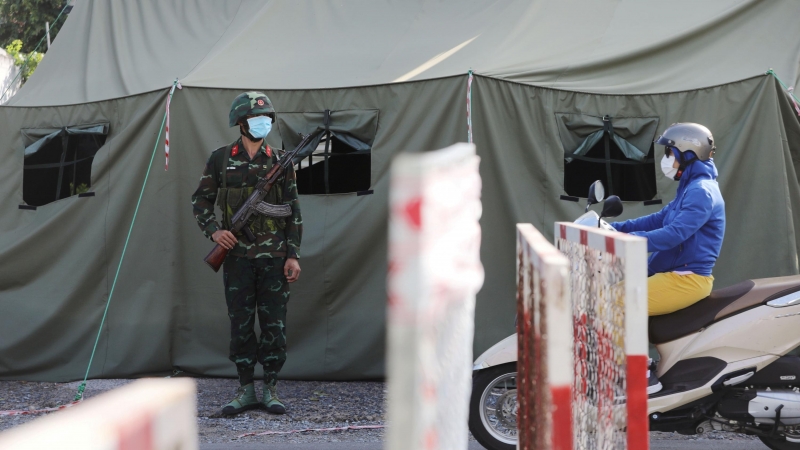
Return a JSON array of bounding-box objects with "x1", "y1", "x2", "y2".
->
[{"x1": 246, "y1": 116, "x2": 272, "y2": 139}]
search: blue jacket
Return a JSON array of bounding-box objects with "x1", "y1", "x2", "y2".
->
[{"x1": 611, "y1": 160, "x2": 725, "y2": 276}]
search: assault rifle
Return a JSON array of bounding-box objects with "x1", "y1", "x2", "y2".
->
[{"x1": 203, "y1": 129, "x2": 322, "y2": 271}]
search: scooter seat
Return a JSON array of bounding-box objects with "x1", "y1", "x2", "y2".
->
[{"x1": 649, "y1": 275, "x2": 800, "y2": 344}]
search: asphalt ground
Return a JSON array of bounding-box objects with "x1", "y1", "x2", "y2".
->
[
  {"x1": 0, "y1": 379, "x2": 770, "y2": 450},
  {"x1": 200, "y1": 439, "x2": 767, "y2": 450}
]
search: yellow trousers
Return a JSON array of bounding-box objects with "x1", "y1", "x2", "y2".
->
[{"x1": 648, "y1": 272, "x2": 714, "y2": 316}]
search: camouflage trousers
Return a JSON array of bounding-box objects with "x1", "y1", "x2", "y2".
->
[{"x1": 222, "y1": 256, "x2": 289, "y2": 386}]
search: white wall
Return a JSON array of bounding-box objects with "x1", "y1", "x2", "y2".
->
[{"x1": 0, "y1": 48, "x2": 20, "y2": 104}]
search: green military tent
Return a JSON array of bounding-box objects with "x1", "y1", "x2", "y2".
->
[{"x1": 1, "y1": 0, "x2": 800, "y2": 381}]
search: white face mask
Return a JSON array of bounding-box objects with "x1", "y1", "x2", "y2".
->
[{"x1": 661, "y1": 154, "x2": 678, "y2": 180}]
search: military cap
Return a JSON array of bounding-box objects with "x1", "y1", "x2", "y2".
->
[{"x1": 229, "y1": 91, "x2": 276, "y2": 127}]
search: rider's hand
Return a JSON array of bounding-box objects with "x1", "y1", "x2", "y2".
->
[
  {"x1": 285, "y1": 258, "x2": 301, "y2": 283},
  {"x1": 212, "y1": 230, "x2": 237, "y2": 249}
]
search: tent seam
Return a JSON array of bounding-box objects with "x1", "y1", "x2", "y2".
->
[
  {"x1": 100, "y1": 110, "x2": 113, "y2": 379},
  {"x1": 99, "y1": 100, "x2": 119, "y2": 379},
  {"x1": 9, "y1": 72, "x2": 769, "y2": 106},
  {"x1": 189, "y1": 72, "x2": 770, "y2": 97},
  {"x1": 548, "y1": 0, "x2": 623, "y2": 91},
  {"x1": 323, "y1": 196, "x2": 332, "y2": 377},
  {"x1": 372, "y1": 4, "x2": 423, "y2": 76},
  {"x1": 546, "y1": 0, "x2": 760, "y2": 92},
  {"x1": 2, "y1": 75, "x2": 467, "y2": 108},
  {"x1": 773, "y1": 76, "x2": 800, "y2": 274},
  {"x1": 472, "y1": 73, "x2": 771, "y2": 97},
  {"x1": 2, "y1": 88, "x2": 168, "y2": 109},
  {"x1": 178, "y1": 1, "x2": 244, "y2": 82},
  {"x1": 181, "y1": 74, "x2": 467, "y2": 93}
]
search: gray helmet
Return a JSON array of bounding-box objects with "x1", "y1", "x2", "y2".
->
[{"x1": 655, "y1": 122, "x2": 716, "y2": 161}]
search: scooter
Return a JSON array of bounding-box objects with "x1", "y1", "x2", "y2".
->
[{"x1": 468, "y1": 181, "x2": 800, "y2": 450}]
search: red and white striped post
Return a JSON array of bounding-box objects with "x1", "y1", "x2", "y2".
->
[
  {"x1": 516, "y1": 224, "x2": 573, "y2": 450},
  {"x1": 0, "y1": 379, "x2": 197, "y2": 450},
  {"x1": 556, "y1": 222, "x2": 649, "y2": 450},
  {"x1": 386, "y1": 143, "x2": 484, "y2": 450}
]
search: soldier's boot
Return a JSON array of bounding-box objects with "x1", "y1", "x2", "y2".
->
[
  {"x1": 261, "y1": 382, "x2": 286, "y2": 414},
  {"x1": 221, "y1": 383, "x2": 260, "y2": 416}
]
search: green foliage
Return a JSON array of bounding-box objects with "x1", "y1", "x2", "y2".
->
[
  {"x1": 0, "y1": 0, "x2": 65, "y2": 53},
  {"x1": 69, "y1": 182, "x2": 88, "y2": 196},
  {"x1": 5, "y1": 39, "x2": 42, "y2": 81}
]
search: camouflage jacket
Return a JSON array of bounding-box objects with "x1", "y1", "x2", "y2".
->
[{"x1": 191, "y1": 138, "x2": 302, "y2": 259}]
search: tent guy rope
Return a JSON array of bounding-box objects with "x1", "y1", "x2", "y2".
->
[
  {"x1": 74, "y1": 80, "x2": 181, "y2": 401},
  {"x1": 767, "y1": 69, "x2": 800, "y2": 117},
  {"x1": 0, "y1": 401, "x2": 82, "y2": 417},
  {"x1": 238, "y1": 424, "x2": 384, "y2": 438}
]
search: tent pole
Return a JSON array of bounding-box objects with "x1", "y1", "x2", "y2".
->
[
  {"x1": 603, "y1": 115, "x2": 613, "y2": 196},
  {"x1": 71, "y1": 145, "x2": 77, "y2": 194},
  {"x1": 55, "y1": 129, "x2": 68, "y2": 200},
  {"x1": 323, "y1": 109, "x2": 331, "y2": 195}
]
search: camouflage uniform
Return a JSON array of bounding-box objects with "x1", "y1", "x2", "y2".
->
[{"x1": 192, "y1": 125, "x2": 301, "y2": 386}]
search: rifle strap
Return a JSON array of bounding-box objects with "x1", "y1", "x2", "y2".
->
[
  {"x1": 221, "y1": 143, "x2": 232, "y2": 190},
  {"x1": 211, "y1": 142, "x2": 235, "y2": 188},
  {"x1": 213, "y1": 141, "x2": 236, "y2": 229}
]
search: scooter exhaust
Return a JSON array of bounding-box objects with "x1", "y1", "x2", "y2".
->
[{"x1": 717, "y1": 389, "x2": 800, "y2": 426}]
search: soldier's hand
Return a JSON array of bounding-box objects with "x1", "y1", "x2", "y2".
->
[
  {"x1": 285, "y1": 257, "x2": 301, "y2": 283},
  {"x1": 212, "y1": 230, "x2": 238, "y2": 250}
]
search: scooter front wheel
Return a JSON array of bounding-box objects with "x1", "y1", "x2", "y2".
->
[
  {"x1": 760, "y1": 435, "x2": 800, "y2": 450},
  {"x1": 468, "y1": 363, "x2": 517, "y2": 450}
]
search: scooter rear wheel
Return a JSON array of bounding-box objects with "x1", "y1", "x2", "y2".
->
[
  {"x1": 759, "y1": 435, "x2": 800, "y2": 450},
  {"x1": 468, "y1": 363, "x2": 517, "y2": 450}
]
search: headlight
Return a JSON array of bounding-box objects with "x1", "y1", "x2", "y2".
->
[{"x1": 473, "y1": 361, "x2": 489, "y2": 371}]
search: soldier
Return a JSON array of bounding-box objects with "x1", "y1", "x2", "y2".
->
[{"x1": 191, "y1": 92, "x2": 301, "y2": 415}]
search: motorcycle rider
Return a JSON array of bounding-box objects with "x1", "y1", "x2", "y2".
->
[{"x1": 610, "y1": 123, "x2": 726, "y2": 394}]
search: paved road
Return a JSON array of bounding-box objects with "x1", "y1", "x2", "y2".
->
[
  {"x1": 201, "y1": 440, "x2": 766, "y2": 450},
  {"x1": 201, "y1": 444, "x2": 487, "y2": 450},
  {"x1": 650, "y1": 442, "x2": 763, "y2": 450}
]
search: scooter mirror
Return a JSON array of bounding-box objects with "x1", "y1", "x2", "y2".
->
[
  {"x1": 586, "y1": 180, "x2": 605, "y2": 212},
  {"x1": 599, "y1": 195, "x2": 623, "y2": 222}
]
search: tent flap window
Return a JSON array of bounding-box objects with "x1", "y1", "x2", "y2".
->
[
  {"x1": 22, "y1": 122, "x2": 109, "y2": 206},
  {"x1": 273, "y1": 109, "x2": 377, "y2": 195},
  {"x1": 558, "y1": 113, "x2": 658, "y2": 202}
]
